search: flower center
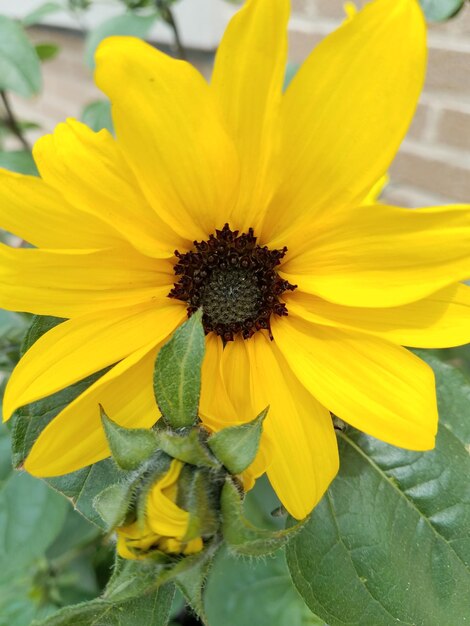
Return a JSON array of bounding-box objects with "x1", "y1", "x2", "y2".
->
[{"x1": 168, "y1": 224, "x2": 296, "y2": 341}]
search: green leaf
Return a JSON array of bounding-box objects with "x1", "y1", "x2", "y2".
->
[
  {"x1": 419, "y1": 0, "x2": 465, "y2": 20},
  {"x1": 69, "y1": 0, "x2": 91, "y2": 9},
  {"x1": 174, "y1": 556, "x2": 213, "y2": 624},
  {"x1": 0, "y1": 463, "x2": 72, "y2": 626},
  {"x1": 81, "y1": 99, "x2": 113, "y2": 134},
  {"x1": 205, "y1": 547, "x2": 324, "y2": 626},
  {"x1": 287, "y1": 354, "x2": 470, "y2": 626},
  {"x1": 118, "y1": 542, "x2": 221, "y2": 624},
  {"x1": 208, "y1": 407, "x2": 267, "y2": 474},
  {"x1": 104, "y1": 559, "x2": 166, "y2": 602},
  {"x1": 0, "y1": 472, "x2": 68, "y2": 575},
  {"x1": 46, "y1": 505, "x2": 101, "y2": 560},
  {"x1": 284, "y1": 62, "x2": 299, "y2": 90},
  {"x1": 21, "y1": 315, "x2": 64, "y2": 356},
  {"x1": 243, "y1": 474, "x2": 284, "y2": 531},
  {"x1": 104, "y1": 547, "x2": 217, "y2": 625},
  {"x1": 156, "y1": 540, "x2": 220, "y2": 612},
  {"x1": 44, "y1": 507, "x2": 103, "y2": 608},
  {"x1": 47, "y1": 460, "x2": 123, "y2": 530},
  {"x1": 84, "y1": 13, "x2": 159, "y2": 69},
  {"x1": 11, "y1": 363, "x2": 109, "y2": 468},
  {"x1": 0, "y1": 16, "x2": 42, "y2": 96},
  {"x1": 0, "y1": 425, "x2": 13, "y2": 483},
  {"x1": 35, "y1": 43, "x2": 60, "y2": 62},
  {"x1": 22, "y1": 2, "x2": 64, "y2": 27},
  {"x1": 0, "y1": 310, "x2": 30, "y2": 375},
  {"x1": 101, "y1": 411, "x2": 157, "y2": 470},
  {"x1": 0, "y1": 578, "x2": 58, "y2": 626},
  {"x1": 105, "y1": 557, "x2": 176, "y2": 603},
  {"x1": 31, "y1": 583, "x2": 175, "y2": 626},
  {"x1": 154, "y1": 311, "x2": 205, "y2": 429},
  {"x1": 0, "y1": 310, "x2": 29, "y2": 338},
  {"x1": 0, "y1": 150, "x2": 38, "y2": 175},
  {"x1": 123, "y1": 0, "x2": 154, "y2": 7},
  {"x1": 431, "y1": 344, "x2": 470, "y2": 380},
  {"x1": 221, "y1": 478, "x2": 303, "y2": 556},
  {"x1": 10, "y1": 315, "x2": 122, "y2": 528}
]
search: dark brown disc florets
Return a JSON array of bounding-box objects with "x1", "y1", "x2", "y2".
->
[{"x1": 168, "y1": 224, "x2": 296, "y2": 341}]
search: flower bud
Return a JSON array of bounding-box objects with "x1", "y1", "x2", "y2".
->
[{"x1": 116, "y1": 459, "x2": 203, "y2": 559}]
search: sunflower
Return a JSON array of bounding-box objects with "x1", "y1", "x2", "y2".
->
[{"x1": 1, "y1": 0, "x2": 470, "y2": 521}]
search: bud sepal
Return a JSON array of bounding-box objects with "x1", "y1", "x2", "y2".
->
[
  {"x1": 100, "y1": 408, "x2": 157, "y2": 470},
  {"x1": 220, "y1": 477, "x2": 305, "y2": 557},
  {"x1": 153, "y1": 311, "x2": 205, "y2": 429},
  {"x1": 208, "y1": 407, "x2": 268, "y2": 474}
]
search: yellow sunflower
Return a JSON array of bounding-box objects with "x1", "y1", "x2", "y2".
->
[{"x1": 1, "y1": 0, "x2": 470, "y2": 520}]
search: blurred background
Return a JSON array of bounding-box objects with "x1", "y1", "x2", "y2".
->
[{"x1": 1, "y1": 0, "x2": 469, "y2": 208}]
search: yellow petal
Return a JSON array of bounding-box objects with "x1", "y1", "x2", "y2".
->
[
  {"x1": 33, "y1": 119, "x2": 184, "y2": 257},
  {"x1": 287, "y1": 283, "x2": 470, "y2": 348},
  {"x1": 238, "y1": 443, "x2": 271, "y2": 493},
  {"x1": 363, "y1": 174, "x2": 389, "y2": 205},
  {"x1": 3, "y1": 300, "x2": 184, "y2": 419},
  {"x1": 182, "y1": 537, "x2": 204, "y2": 555},
  {"x1": 0, "y1": 244, "x2": 174, "y2": 317},
  {"x1": 344, "y1": 2, "x2": 358, "y2": 20},
  {"x1": 116, "y1": 520, "x2": 158, "y2": 559},
  {"x1": 199, "y1": 334, "x2": 270, "y2": 488},
  {"x1": 220, "y1": 337, "x2": 255, "y2": 422},
  {"x1": 117, "y1": 530, "x2": 157, "y2": 560},
  {"x1": 117, "y1": 534, "x2": 144, "y2": 560},
  {"x1": 24, "y1": 343, "x2": 159, "y2": 476},
  {"x1": 158, "y1": 538, "x2": 180, "y2": 554},
  {"x1": 222, "y1": 337, "x2": 274, "y2": 488},
  {"x1": 281, "y1": 204, "x2": 470, "y2": 308},
  {"x1": 211, "y1": 0, "x2": 289, "y2": 231},
  {"x1": 118, "y1": 520, "x2": 153, "y2": 541},
  {"x1": 262, "y1": 0, "x2": 426, "y2": 243},
  {"x1": 199, "y1": 333, "x2": 237, "y2": 430},
  {"x1": 246, "y1": 333, "x2": 338, "y2": 519},
  {"x1": 95, "y1": 37, "x2": 239, "y2": 241},
  {"x1": 272, "y1": 316, "x2": 438, "y2": 451},
  {"x1": 0, "y1": 168, "x2": 122, "y2": 249},
  {"x1": 146, "y1": 459, "x2": 189, "y2": 539}
]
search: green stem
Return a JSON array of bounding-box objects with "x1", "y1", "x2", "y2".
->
[
  {"x1": 0, "y1": 90, "x2": 31, "y2": 152},
  {"x1": 156, "y1": 2, "x2": 187, "y2": 60}
]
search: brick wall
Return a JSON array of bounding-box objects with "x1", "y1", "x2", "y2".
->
[
  {"x1": 8, "y1": 0, "x2": 470, "y2": 208},
  {"x1": 290, "y1": 0, "x2": 470, "y2": 207}
]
